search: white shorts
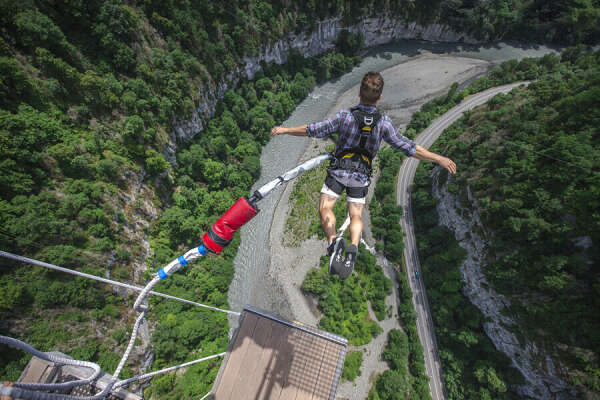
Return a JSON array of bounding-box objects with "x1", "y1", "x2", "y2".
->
[{"x1": 320, "y1": 183, "x2": 366, "y2": 204}]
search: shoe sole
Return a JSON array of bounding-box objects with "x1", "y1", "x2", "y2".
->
[
  {"x1": 329, "y1": 237, "x2": 345, "y2": 274},
  {"x1": 338, "y1": 261, "x2": 354, "y2": 280}
]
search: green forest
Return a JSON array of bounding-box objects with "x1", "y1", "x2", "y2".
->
[
  {"x1": 1, "y1": 0, "x2": 600, "y2": 399},
  {"x1": 0, "y1": 1, "x2": 359, "y2": 397},
  {"x1": 413, "y1": 163, "x2": 524, "y2": 400},
  {"x1": 438, "y1": 0, "x2": 600, "y2": 44},
  {"x1": 412, "y1": 47, "x2": 600, "y2": 398}
]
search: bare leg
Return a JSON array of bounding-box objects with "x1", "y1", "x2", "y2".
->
[
  {"x1": 348, "y1": 202, "x2": 364, "y2": 246},
  {"x1": 319, "y1": 193, "x2": 338, "y2": 244}
]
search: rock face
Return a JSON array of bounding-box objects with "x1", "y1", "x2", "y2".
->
[
  {"x1": 242, "y1": 16, "x2": 478, "y2": 79},
  {"x1": 431, "y1": 168, "x2": 577, "y2": 400},
  {"x1": 170, "y1": 14, "x2": 477, "y2": 145},
  {"x1": 168, "y1": 72, "x2": 239, "y2": 160}
]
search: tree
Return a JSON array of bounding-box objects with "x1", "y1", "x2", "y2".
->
[
  {"x1": 14, "y1": 9, "x2": 74, "y2": 60},
  {"x1": 202, "y1": 159, "x2": 225, "y2": 190},
  {"x1": 342, "y1": 351, "x2": 363, "y2": 382},
  {"x1": 145, "y1": 149, "x2": 170, "y2": 176},
  {"x1": 241, "y1": 156, "x2": 260, "y2": 180},
  {"x1": 92, "y1": 2, "x2": 140, "y2": 72},
  {"x1": 335, "y1": 29, "x2": 363, "y2": 56},
  {"x1": 290, "y1": 73, "x2": 310, "y2": 102},
  {"x1": 383, "y1": 329, "x2": 409, "y2": 370},
  {"x1": 0, "y1": 57, "x2": 39, "y2": 110},
  {"x1": 375, "y1": 370, "x2": 409, "y2": 400},
  {"x1": 220, "y1": 112, "x2": 240, "y2": 146},
  {"x1": 254, "y1": 77, "x2": 273, "y2": 97}
]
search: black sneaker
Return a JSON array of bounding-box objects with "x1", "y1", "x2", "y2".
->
[
  {"x1": 327, "y1": 240, "x2": 336, "y2": 257},
  {"x1": 338, "y1": 244, "x2": 357, "y2": 280},
  {"x1": 329, "y1": 237, "x2": 345, "y2": 274}
]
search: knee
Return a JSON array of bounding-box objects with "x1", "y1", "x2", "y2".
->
[
  {"x1": 349, "y1": 207, "x2": 362, "y2": 219},
  {"x1": 319, "y1": 195, "x2": 336, "y2": 214},
  {"x1": 319, "y1": 203, "x2": 332, "y2": 216},
  {"x1": 350, "y1": 213, "x2": 362, "y2": 223},
  {"x1": 348, "y1": 204, "x2": 364, "y2": 221}
]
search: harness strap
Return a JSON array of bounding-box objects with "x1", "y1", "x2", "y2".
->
[
  {"x1": 349, "y1": 106, "x2": 381, "y2": 160},
  {"x1": 341, "y1": 152, "x2": 371, "y2": 164},
  {"x1": 330, "y1": 106, "x2": 383, "y2": 177}
]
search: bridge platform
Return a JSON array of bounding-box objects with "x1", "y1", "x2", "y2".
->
[{"x1": 210, "y1": 306, "x2": 347, "y2": 400}]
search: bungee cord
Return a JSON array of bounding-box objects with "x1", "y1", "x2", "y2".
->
[
  {"x1": 0, "y1": 336, "x2": 103, "y2": 392},
  {"x1": 113, "y1": 310, "x2": 147, "y2": 381}
]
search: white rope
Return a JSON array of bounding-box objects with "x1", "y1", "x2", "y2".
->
[
  {"x1": 256, "y1": 154, "x2": 332, "y2": 198},
  {"x1": 0, "y1": 250, "x2": 238, "y2": 398},
  {"x1": 0, "y1": 251, "x2": 240, "y2": 316},
  {"x1": 0, "y1": 336, "x2": 102, "y2": 391},
  {"x1": 0, "y1": 385, "x2": 115, "y2": 400},
  {"x1": 199, "y1": 391, "x2": 212, "y2": 400},
  {"x1": 114, "y1": 353, "x2": 226, "y2": 389},
  {"x1": 113, "y1": 310, "x2": 147, "y2": 380},
  {"x1": 0, "y1": 153, "x2": 344, "y2": 399},
  {"x1": 115, "y1": 275, "x2": 161, "y2": 380},
  {"x1": 133, "y1": 277, "x2": 160, "y2": 312},
  {"x1": 336, "y1": 214, "x2": 375, "y2": 253},
  {"x1": 0, "y1": 336, "x2": 115, "y2": 400},
  {"x1": 338, "y1": 214, "x2": 351, "y2": 234}
]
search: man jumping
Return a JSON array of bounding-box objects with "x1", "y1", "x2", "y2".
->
[{"x1": 270, "y1": 72, "x2": 456, "y2": 279}]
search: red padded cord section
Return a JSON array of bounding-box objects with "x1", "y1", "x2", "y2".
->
[
  {"x1": 202, "y1": 232, "x2": 222, "y2": 254},
  {"x1": 202, "y1": 197, "x2": 258, "y2": 254}
]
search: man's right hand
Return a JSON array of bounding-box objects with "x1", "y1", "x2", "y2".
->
[
  {"x1": 270, "y1": 126, "x2": 286, "y2": 136},
  {"x1": 438, "y1": 156, "x2": 457, "y2": 174}
]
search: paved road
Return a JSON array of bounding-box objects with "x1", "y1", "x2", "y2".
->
[{"x1": 396, "y1": 82, "x2": 529, "y2": 400}]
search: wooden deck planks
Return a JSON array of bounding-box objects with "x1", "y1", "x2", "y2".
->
[
  {"x1": 264, "y1": 328, "x2": 301, "y2": 400},
  {"x1": 228, "y1": 317, "x2": 277, "y2": 400},
  {"x1": 213, "y1": 312, "x2": 260, "y2": 400},
  {"x1": 277, "y1": 330, "x2": 314, "y2": 400},
  {"x1": 242, "y1": 320, "x2": 289, "y2": 400}
]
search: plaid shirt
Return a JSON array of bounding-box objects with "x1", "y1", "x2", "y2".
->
[{"x1": 306, "y1": 104, "x2": 416, "y2": 159}]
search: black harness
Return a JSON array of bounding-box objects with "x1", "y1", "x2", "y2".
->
[{"x1": 330, "y1": 106, "x2": 382, "y2": 176}]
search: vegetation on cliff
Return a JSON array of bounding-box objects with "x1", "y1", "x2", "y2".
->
[
  {"x1": 438, "y1": 0, "x2": 600, "y2": 44},
  {"x1": 413, "y1": 164, "x2": 523, "y2": 400},
  {"x1": 413, "y1": 46, "x2": 600, "y2": 398}
]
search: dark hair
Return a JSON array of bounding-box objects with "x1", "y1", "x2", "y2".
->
[{"x1": 359, "y1": 72, "x2": 384, "y2": 104}]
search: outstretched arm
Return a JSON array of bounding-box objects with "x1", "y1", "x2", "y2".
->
[
  {"x1": 414, "y1": 145, "x2": 457, "y2": 174},
  {"x1": 270, "y1": 125, "x2": 308, "y2": 137}
]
